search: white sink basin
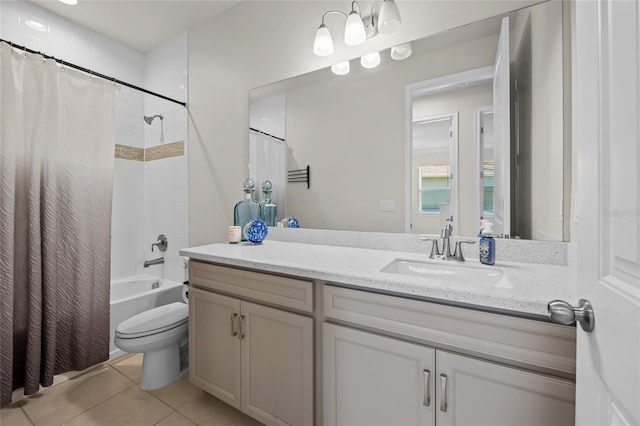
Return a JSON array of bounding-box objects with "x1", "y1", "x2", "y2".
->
[{"x1": 381, "y1": 258, "x2": 504, "y2": 287}]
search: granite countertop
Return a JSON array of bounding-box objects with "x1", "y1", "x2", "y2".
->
[{"x1": 180, "y1": 240, "x2": 578, "y2": 319}]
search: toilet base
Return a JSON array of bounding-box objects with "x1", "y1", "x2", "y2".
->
[{"x1": 141, "y1": 344, "x2": 185, "y2": 390}]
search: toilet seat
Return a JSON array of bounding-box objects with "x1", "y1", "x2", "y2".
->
[{"x1": 116, "y1": 302, "x2": 188, "y2": 339}]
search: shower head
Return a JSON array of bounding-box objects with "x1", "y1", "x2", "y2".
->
[{"x1": 143, "y1": 114, "x2": 163, "y2": 125}]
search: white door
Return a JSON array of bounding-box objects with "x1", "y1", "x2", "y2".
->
[
  {"x1": 241, "y1": 301, "x2": 313, "y2": 426},
  {"x1": 436, "y1": 350, "x2": 575, "y2": 426},
  {"x1": 492, "y1": 16, "x2": 511, "y2": 236},
  {"x1": 323, "y1": 323, "x2": 435, "y2": 426},
  {"x1": 575, "y1": 1, "x2": 640, "y2": 425}
]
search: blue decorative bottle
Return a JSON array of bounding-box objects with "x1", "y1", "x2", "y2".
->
[
  {"x1": 261, "y1": 180, "x2": 278, "y2": 227},
  {"x1": 479, "y1": 220, "x2": 496, "y2": 265},
  {"x1": 234, "y1": 178, "x2": 263, "y2": 241}
]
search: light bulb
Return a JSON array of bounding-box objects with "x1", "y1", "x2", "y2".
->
[
  {"x1": 360, "y1": 52, "x2": 380, "y2": 69},
  {"x1": 331, "y1": 61, "x2": 350, "y2": 75},
  {"x1": 378, "y1": 0, "x2": 402, "y2": 34},
  {"x1": 313, "y1": 24, "x2": 334, "y2": 56},
  {"x1": 344, "y1": 11, "x2": 366, "y2": 46},
  {"x1": 391, "y1": 43, "x2": 412, "y2": 60}
]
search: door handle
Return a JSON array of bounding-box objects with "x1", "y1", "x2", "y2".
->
[
  {"x1": 239, "y1": 315, "x2": 246, "y2": 339},
  {"x1": 423, "y1": 369, "x2": 431, "y2": 407},
  {"x1": 230, "y1": 313, "x2": 238, "y2": 337},
  {"x1": 548, "y1": 299, "x2": 594, "y2": 332},
  {"x1": 440, "y1": 374, "x2": 448, "y2": 412}
]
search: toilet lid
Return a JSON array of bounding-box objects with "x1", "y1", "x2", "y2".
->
[{"x1": 116, "y1": 302, "x2": 188, "y2": 338}]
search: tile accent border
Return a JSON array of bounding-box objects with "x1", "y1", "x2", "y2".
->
[
  {"x1": 114, "y1": 141, "x2": 184, "y2": 162},
  {"x1": 145, "y1": 141, "x2": 184, "y2": 162},
  {"x1": 115, "y1": 144, "x2": 144, "y2": 161}
]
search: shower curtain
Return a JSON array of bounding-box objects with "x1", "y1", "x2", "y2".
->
[
  {"x1": 249, "y1": 129, "x2": 287, "y2": 218},
  {"x1": 0, "y1": 42, "x2": 120, "y2": 408}
]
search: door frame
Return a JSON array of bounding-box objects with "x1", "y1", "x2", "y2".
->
[
  {"x1": 404, "y1": 65, "x2": 494, "y2": 234},
  {"x1": 475, "y1": 105, "x2": 494, "y2": 230}
]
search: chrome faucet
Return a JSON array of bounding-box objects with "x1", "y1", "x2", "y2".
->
[
  {"x1": 421, "y1": 221, "x2": 476, "y2": 261},
  {"x1": 440, "y1": 221, "x2": 454, "y2": 260},
  {"x1": 151, "y1": 234, "x2": 168, "y2": 252},
  {"x1": 143, "y1": 257, "x2": 165, "y2": 268}
]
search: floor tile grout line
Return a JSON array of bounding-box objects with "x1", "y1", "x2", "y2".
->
[
  {"x1": 105, "y1": 362, "x2": 179, "y2": 418},
  {"x1": 57, "y1": 381, "x2": 137, "y2": 426},
  {"x1": 151, "y1": 408, "x2": 178, "y2": 426},
  {"x1": 19, "y1": 405, "x2": 36, "y2": 426},
  {"x1": 12, "y1": 365, "x2": 121, "y2": 426}
]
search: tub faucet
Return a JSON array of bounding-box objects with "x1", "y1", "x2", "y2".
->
[{"x1": 144, "y1": 257, "x2": 164, "y2": 268}]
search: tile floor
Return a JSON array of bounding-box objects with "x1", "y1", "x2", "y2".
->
[{"x1": 0, "y1": 354, "x2": 262, "y2": 426}]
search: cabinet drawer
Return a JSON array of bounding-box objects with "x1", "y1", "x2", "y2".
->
[
  {"x1": 190, "y1": 261, "x2": 314, "y2": 313},
  {"x1": 323, "y1": 285, "x2": 576, "y2": 377}
]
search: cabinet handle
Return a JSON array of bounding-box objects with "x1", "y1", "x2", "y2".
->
[
  {"x1": 230, "y1": 313, "x2": 238, "y2": 337},
  {"x1": 423, "y1": 369, "x2": 431, "y2": 407},
  {"x1": 440, "y1": 374, "x2": 448, "y2": 412},
  {"x1": 239, "y1": 315, "x2": 246, "y2": 339}
]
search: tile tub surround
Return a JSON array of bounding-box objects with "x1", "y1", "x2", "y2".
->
[
  {"x1": 180, "y1": 240, "x2": 578, "y2": 318},
  {"x1": 267, "y1": 227, "x2": 569, "y2": 266}
]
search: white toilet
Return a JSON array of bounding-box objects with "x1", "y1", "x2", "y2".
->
[{"x1": 114, "y1": 302, "x2": 189, "y2": 389}]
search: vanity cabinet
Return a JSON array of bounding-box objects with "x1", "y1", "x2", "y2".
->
[
  {"x1": 323, "y1": 285, "x2": 576, "y2": 426},
  {"x1": 323, "y1": 323, "x2": 436, "y2": 426},
  {"x1": 188, "y1": 261, "x2": 314, "y2": 426}
]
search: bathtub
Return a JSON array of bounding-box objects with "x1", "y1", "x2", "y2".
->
[{"x1": 109, "y1": 275, "x2": 184, "y2": 360}]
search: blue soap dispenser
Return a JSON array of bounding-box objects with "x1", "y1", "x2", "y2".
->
[{"x1": 479, "y1": 220, "x2": 496, "y2": 265}]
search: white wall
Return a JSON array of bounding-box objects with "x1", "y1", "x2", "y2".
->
[
  {"x1": 1, "y1": 1, "x2": 189, "y2": 282},
  {"x1": 188, "y1": 0, "x2": 544, "y2": 244}
]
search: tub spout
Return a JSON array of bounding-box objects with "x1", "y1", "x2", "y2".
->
[{"x1": 144, "y1": 257, "x2": 164, "y2": 268}]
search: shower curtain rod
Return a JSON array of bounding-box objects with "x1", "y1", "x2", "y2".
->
[
  {"x1": 1, "y1": 39, "x2": 187, "y2": 108},
  {"x1": 249, "y1": 127, "x2": 285, "y2": 142}
]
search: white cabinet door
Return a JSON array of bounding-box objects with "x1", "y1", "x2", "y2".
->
[
  {"x1": 241, "y1": 301, "x2": 314, "y2": 426},
  {"x1": 436, "y1": 351, "x2": 575, "y2": 426},
  {"x1": 324, "y1": 323, "x2": 435, "y2": 426},
  {"x1": 188, "y1": 287, "x2": 241, "y2": 409}
]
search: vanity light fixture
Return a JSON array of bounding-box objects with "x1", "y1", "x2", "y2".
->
[
  {"x1": 58, "y1": 0, "x2": 78, "y2": 5},
  {"x1": 360, "y1": 51, "x2": 381, "y2": 69},
  {"x1": 331, "y1": 60, "x2": 351, "y2": 75},
  {"x1": 313, "y1": 0, "x2": 402, "y2": 57},
  {"x1": 390, "y1": 42, "x2": 412, "y2": 60}
]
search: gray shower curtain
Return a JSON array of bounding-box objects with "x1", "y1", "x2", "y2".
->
[{"x1": 0, "y1": 42, "x2": 120, "y2": 408}]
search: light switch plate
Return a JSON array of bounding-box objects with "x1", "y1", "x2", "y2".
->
[{"x1": 379, "y1": 200, "x2": 396, "y2": 212}]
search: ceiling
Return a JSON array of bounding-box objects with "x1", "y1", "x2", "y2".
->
[{"x1": 29, "y1": 0, "x2": 241, "y2": 52}]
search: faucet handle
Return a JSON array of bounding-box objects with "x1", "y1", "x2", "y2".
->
[
  {"x1": 420, "y1": 237, "x2": 441, "y2": 259},
  {"x1": 441, "y1": 221, "x2": 453, "y2": 238},
  {"x1": 453, "y1": 240, "x2": 476, "y2": 261},
  {"x1": 151, "y1": 234, "x2": 168, "y2": 252}
]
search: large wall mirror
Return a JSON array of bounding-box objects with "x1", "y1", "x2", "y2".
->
[{"x1": 249, "y1": 0, "x2": 570, "y2": 241}]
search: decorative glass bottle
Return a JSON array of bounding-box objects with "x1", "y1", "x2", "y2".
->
[
  {"x1": 261, "y1": 180, "x2": 278, "y2": 227},
  {"x1": 233, "y1": 178, "x2": 263, "y2": 240}
]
